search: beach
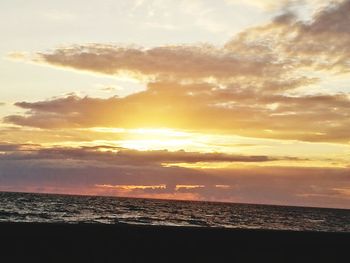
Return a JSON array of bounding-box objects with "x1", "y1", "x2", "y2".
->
[{"x1": 1, "y1": 222, "x2": 349, "y2": 262}]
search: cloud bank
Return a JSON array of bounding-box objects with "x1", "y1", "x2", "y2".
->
[
  {"x1": 5, "y1": 1, "x2": 350, "y2": 143},
  {"x1": 0, "y1": 143, "x2": 349, "y2": 208}
]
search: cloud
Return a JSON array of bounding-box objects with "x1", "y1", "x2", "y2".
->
[
  {"x1": 0, "y1": 143, "x2": 349, "y2": 209},
  {"x1": 0, "y1": 143, "x2": 22, "y2": 151},
  {"x1": 0, "y1": 144, "x2": 349, "y2": 208},
  {"x1": 0, "y1": 143, "x2": 40, "y2": 152},
  {"x1": 0, "y1": 149, "x2": 349, "y2": 208},
  {"x1": 95, "y1": 184, "x2": 167, "y2": 191},
  {"x1": 226, "y1": 0, "x2": 345, "y2": 13},
  {"x1": 6, "y1": 51, "x2": 30, "y2": 61},
  {"x1": 35, "y1": 43, "x2": 280, "y2": 83},
  {"x1": 4, "y1": 83, "x2": 350, "y2": 143},
  {"x1": 175, "y1": 184, "x2": 204, "y2": 190},
  {"x1": 226, "y1": 0, "x2": 350, "y2": 74},
  {"x1": 5, "y1": 1, "x2": 350, "y2": 143},
  {"x1": 98, "y1": 85, "x2": 123, "y2": 92},
  {"x1": 33, "y1": 1, "x2": 350, "y2": 78},
  {"x1": 225, "y1": 0, "x2": 290, "y2": 11},
  {"x1": 0, "y1": 143, "x2": 292, "y2": 164}
]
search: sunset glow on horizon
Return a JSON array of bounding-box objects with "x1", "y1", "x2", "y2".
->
[{"x1": 1, "y1": 0, "x2": 350, "y2": 209}]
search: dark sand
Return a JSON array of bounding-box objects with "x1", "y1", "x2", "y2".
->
[{"x1": 1, "y1": 222, "x2": 349, "y2": 262}]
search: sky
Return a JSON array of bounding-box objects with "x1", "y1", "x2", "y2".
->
[{"x1": 1, "y1": 0, "x2": 350, "y2": 209}]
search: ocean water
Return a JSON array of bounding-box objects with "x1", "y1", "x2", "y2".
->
[{"x1": 0, "y1": 191, "x2": 349, "y2": 232}]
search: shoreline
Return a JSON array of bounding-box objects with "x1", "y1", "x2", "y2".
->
[
  {"x1": 2, "y1": 190, "x2": 350, "y2": 211},
  {"x1": 1, "y1": 222, "x2": 349, "y2": 262}
]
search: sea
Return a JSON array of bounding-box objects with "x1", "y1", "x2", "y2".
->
[{"x1": 0, "y1": 191, "x2": 349, "y2": 232}]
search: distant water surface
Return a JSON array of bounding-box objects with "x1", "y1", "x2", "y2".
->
[{"x1": 0, "y1": 192, "x2": 349, "y2": 232}]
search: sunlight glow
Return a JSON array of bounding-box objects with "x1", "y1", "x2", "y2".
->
[
  {"x1": 119, "y1": 139, "x2": 193, "y2": 151},
  {"x1": 95, "y1": 184, "x2": 166, "y2": 190},
  {"x1": 175, "y1": 185, "x2": 205, "y2": 190},
  {"x1": 89, "y1": 127, "x2": 190, "y2": 137}
]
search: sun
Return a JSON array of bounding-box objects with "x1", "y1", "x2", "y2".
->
[
  {"x1": 119, "y1": 128, "x2": 194, "y2": 151},
  {"x1": 90, "y1": 127, "x2": 195, "y2": 151}
]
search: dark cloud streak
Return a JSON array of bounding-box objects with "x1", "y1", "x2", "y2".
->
[{"x1": 0, "y1": 143, "x2": 295, "y2": 164}]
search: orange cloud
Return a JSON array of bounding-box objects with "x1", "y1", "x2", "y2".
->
[
  {"x1": 95, "y1": 184, "x2": 166, "y2": 190},
  {"x1": 175, "y1": 185, "x2": 205, "y2": 190},
  {"x1": 5, "y1": 1, "x2": 350, "y2": 143},
  {"x1": 215, "y1": 185, "x2": 231, "y2": 189},
  {"x1": 5, "y1": 83, "x2": 350, "y2": 143}
]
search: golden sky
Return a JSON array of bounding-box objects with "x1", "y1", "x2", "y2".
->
[{"x1": 1, "y1": 0, "x2": 350, "y2": 209}]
